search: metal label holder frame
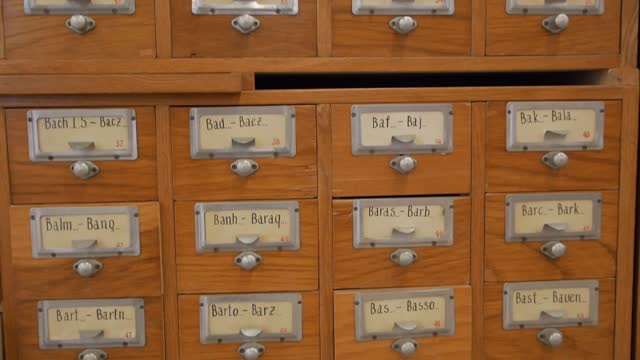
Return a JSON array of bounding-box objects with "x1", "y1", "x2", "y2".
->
[
  {"x1": 192, "y1": 0, "x2": 298, "y2": 15},
  {"x1": 353, "y1": 197, "x2": 455, "y2": 248},
  {"x1": 506, "y1": 101, "x2": 605, "y2": 152},
  {"x1": 195, "y1": 201, "x2": 300, "y2": 253},
  {"x1": 30, "y1": 206, "x2": 141, "y2": 258},
  {"x1": 38, "y1": 298, "x2": 146, "y2": 349},
  {"x1": 351, "y1": 104, "x2": 453, "y2": 155},
  {"x1": 503, "y1": 280, "x2": 599, "y2": 330},
  {"x1": 354, "y1": 288, "x2": 456, "y2": 341},
  {"x1": 504, "y1": 192, "x2": 602, "y2": 242},
  {"x1": 199, "y1": 293, "x2": 303, "y2": 344},
  {"x1": 352, "y1": 0, "x2": 454, "y2": 15},
  {"x1": 24, "y1": 0, "x2": 135, "y2": 15},
  {"x1": 506, "y1": 0, "x2": 604, "y2": 15}
]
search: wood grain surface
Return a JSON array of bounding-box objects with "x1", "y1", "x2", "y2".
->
[
  {"x1": 486, "y1": 0, "x2": 620, "y2": 56},
  {"x1": 7, "y1": 106, "x2": 159, "y2": 204},
  {"x1": 484, "y1": 280, "x2": 615, "y2": 359},
  {"x1": 3, "y1": 0, "x2": 156, "y2": 59},
  {"x1": 178, "y1": 292, "x2": 320, "y2": 360},
  {"x1": 334, "y1": 286, "x2": 472, "y2": 360},
  {"x1": 486, "y1": 101, "x2": 621, "y2": 192},
  {"x1": 333, "y1": 197, "x2": 471, "y2": 289},
  {"x1": 171, "y1": 106, "x2": 318, "y2": 201},
  {"x1": 10, "y1": 202, "x2": 162, "y2": 299},
  {"x1": 332, "y1": 103, "x2": 471, "y2": 197},
  {"x1": 175, "y1": 200, "x2": 318, "y2": 293},
  {"x1": 485, "y1": 191, "x2": 618, "y2": 282}
]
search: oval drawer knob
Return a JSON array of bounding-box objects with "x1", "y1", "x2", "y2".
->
[
  {"x1": 542, "y1": 13, "x2": 569, "y2": 34},
  {"x1": 389, "y1": 16, "x2": 417, "y2": 35},
  {"x1": 540, "y1": 241, "x2": 567, "y2": 260},
  {"x1": 390, "y1": 249, "x2": 417, "y2": 267},
  {"x1": 231, "y1": 159, "x2": 259, "y2": 177},
  {"x1": 78, "y1": 349, "x2": 108, "y2": 360},
  {"x1": 538, "y1": 328, "x2": 564, "y2": 347},
  {"x1": 74, "y1": 259, "x2": 103, "y2": 278},
  {"x1": 232, "y1": 15, "x2": 261, "y2": 35},
  {"x1": 392, "y1": 338, "x2": 418, "y2": 357},
  {"x1": 390, "y1": 155, "x2": 417, "y2": 174},
  {"x1": 235, "y1": 251, "x2": 262, "y2": 271},
  {"x1": 66, "y1": 15, "x2": 96, "y2": 34},
  {"x1": 70, "y1": 160, "x2": 100, "y2": 180},
  {"x1": 238, "y1": 342, "x2": 265, "y2": 360},
  {"x1": 541, "y1": 151, "x2": 568, "y2": 169}
]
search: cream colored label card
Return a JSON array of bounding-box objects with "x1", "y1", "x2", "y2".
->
[
  {"x1": 47, "y1": 305, "x2": 138, "y2": 341},
  {"x1": 514, "y1": 108, "x2": 597, "y2": 144},
  {"x1": 510, "y1": 287, "x2": 592, "y2": 322},
  {"x1": 359, "y1": 111, "x2": 446, "y2": 147},
  {"x1": 36, "y1": 115, "x2": 130, "y2": 153},
  {"x1": 205, "y1": 208, "x2": 291, "y2": 245},
  {"x1": 198, "y1": 113, "x2": 288, "y2": 150},
  {"x1": 513, "y1": 199, "x2": 594, "y2": 234},
  {"x1": 208, "y1": 301, "x2": 294, "y2": 336},
  {"x1": 513, "y1": 0, "x2": 599, "y2": 6},
  {"x1": 40, "y1": 213, "x2": 132, "y2": 250},
  {"x1": 358, "y1": 0, "x2": 448, "y2": 6},
  {"x1": 362, "y1": 205, "x2": 446, "y2": 240},
  {"x1": 363, "y1": 296, "x2": 448, "y2": 334}
]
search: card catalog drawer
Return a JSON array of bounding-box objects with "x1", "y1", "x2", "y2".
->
[
  {"x1": 171, "y1": 0, "x2": 316, "y2": 57},
  {"x1": 4, "y1": 0, "x2": 155, "y2": 59},
  {"x1": 7, "y1": 107, "x2": 158, "y2": 204},
  {"x1": 332, "y1": 0, "x2": 471, "y2": 56},
  {"x1": 486, "y1": 101, "x2": 621, "y2": 192},
  {"x1": 15, "y1": 296, "x2": 163, "y2": 360},
  {"x1": 175, "y1": 200, "x2": 318, "y2": 293},
  {"x1": 10, "y1": 202, "x2": 161, "y2": 299},
  {"x1": 332, "y1": 103, "x2": 471, "y2": 197},
  {"x1": 178, "y1": 292, "x2": 320, "y2": 360},
  {"x1": 486, "y1": 0, "x2": 620, "y2": 56},
  {"x1": 484, "y1": 280, "x2": 614, "y2": 359},
  {"x1": 333, "y1": 197, "x2": 470, "y2": 289},
  {"x1": 485, "y1": 192, "x2": 617, "y2": 282},
  {"x1": 334, "y1": 287, "x2": 471, "y2": 359},
  {"x1": 171, "y1": 106, "x2": 317, "y2": 200}
]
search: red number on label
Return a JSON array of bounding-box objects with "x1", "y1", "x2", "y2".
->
[
  {"x1": 435, "y1": 138, "x2": 443, "y2": 144},
  {"x1": 433, "y1": 321, "x2": 441, "y2": 328},
  {"x1": 116, "y1": 242, "x2": 124, "y2": 248},
  {"x1": 583, "y1": 131, "x2": 591, "y2": 139},
  {"x1": 577, "y1": 313, "x2": 585, "y2": 319},
  {"x1": 125, "y1": 331, "x2": 133, "y2": 338},
  {"x1": 280, "y1": 328, "x2": 289, "y2": 334},
  {"x1": 280, "y1": 235, "x2": 289, "y2": 242},
  {"x1": 115, "y1": 139, "x2": 125, "y2": 148},
  {"x1": 435, "y1": 230, "x2": 444, "y2": 238},
  {"x1": 583, "y1": 225, "x2": 592, "y2": 232},
  {"x1": 272, "y1": 138, "x2": 281, "y2": 145},
  {"x1": 585, "y1": 0, "x2": 592, "y2": 5}
]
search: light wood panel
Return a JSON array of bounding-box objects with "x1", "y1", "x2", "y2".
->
[
  {"x1": 331, "y1": 0, "x2": 471, "y2": 57},
  {"x1": 3, "y1": 0, "x2": 156, "y2": 59},
  {"x1": 485, "y1": 101, "x2": 621, "y2": 192},
  {"x1": 10, "y1": 202, "x2": 162, "y2": 299},
  {"x1": 178, "y1": 292, "x2": 320, "y2": 360},
  {"x1": 620, "y1": 0, "x2": 638, "y2": 67},
  {"x1": 333, "y1": 197, "x2": 471, "y2": 289},
  {"x1": 15, "y1": 296, "x2": 164, "y2": 359},
  {"x1": 175, "y1": 200, "x2": 318, "y2": 293},
  {"x1": 171, "y1": 0, "x2": 317, "y2": 58},
  {"x1": 484, "y1": 280, "x2": 615, "y2": 359},
  {"x1": 485, "y1": 191, "x2": 618, "y2": 282},
  {"x1": 331, "y1": 102, "x2": 471, "y2": 197},
  {"x1": 7, "y1": 107, "x2": 159, "y2": 204},
  {"x1": 334, "y1": 287, "x2": 472, "y2": 360},
  {"x1": 486, "y1": 0, "x2": 621, "y2": 56},
  {"x1": 171, "y1": 106, "x2": 318, "y2": 201}
]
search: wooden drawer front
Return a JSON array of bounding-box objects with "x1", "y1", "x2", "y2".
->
[
  {"x1": 176, "y1": 200, "x2": 318, "y2": 293},
  {"x1": 171, "y1": 0, "x2": 316, "y2": 57},
  {"x1": 331, "y1": 0, "x2": 471, "y2": 57},
  {"x1": 178, "y1": 292, "x2": 320, "y2": 360},
  {"x1": 171, "y1": 106, "x2": 317, "y2": 201},
  {"x1": 486, "y1": 0, "x2": 620, "y2": 56},
  {"x1": 485, "y1": 192, "x2": 618, "y2": 282},
  {"x1": 7, "y1": 107, "x2": 158, "y2": 204},
  {"x1": 486, "y1": 101, "x2": 621, "y2": 192},
  {"x1": 484, "y1": 280, "x2": 615, "y2": 359},
  {"x1": 334, "y1": 287, "x2": 472, "y2": 359},
  {"x1": 3, "y1": 0, "x2": 156, "y2": 59},
  {"x1": 15, "y1": 296, "x2": 164, "y2": 360},
  {"x1": 332, "y1": 103, "x2": 471, "y2": 197},
  {"x1": 10, "y1": 202, "x2": 161, "y2": 299},
  {"x1": 333, "y1": 197, "x2": 470, "y2": 289}
]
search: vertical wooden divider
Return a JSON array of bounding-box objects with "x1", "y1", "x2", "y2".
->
[
  {"x1": 317, "y1": 104, "x2": 334, "y2": 360},
  {"x1": 471, "y1": 102, "x2": 486, "y2": 360},
  {"x1": 155, "y1": 0, "x2": 173, "y2": 57},
  {"x1": 0, "y1": 6, "x2": 5, "y2": 59},
  {"x1": 620, "y1": 0, "x2": 638, "y2": 68},
  {"x1": 470, "y1": 0, "x2": 486, "y2": 56},
  {"x1": 156, "y1": 105, "x2": 180, "y2": 359},
  {"x1": 317, "y1": 0, "x2": 333, "y2": 56},
  {"x1": 615, "y1": 83, "x2": 639, "y2": 359},
  {"x1": 0, "y1": 108, "x2": 16, "y2": 360}
]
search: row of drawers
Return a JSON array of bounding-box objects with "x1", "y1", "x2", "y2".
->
[
  {"x1": 3, "y1": 0, "x2": 622, "y2": 59},
  {"x1": 14, "y1": 281, "x2": 617, "y2": 359},
  {"x1": 9, "y1": 192, "x2": 617, "y2": 299},
  {"x1": 7, "y1": 101, "x2": 622, "y2": 204}
]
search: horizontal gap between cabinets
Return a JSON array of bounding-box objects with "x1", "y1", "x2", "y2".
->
[
  {"x1": 332, "y1": 193, "x2": 471, "y2": 201},
  {"x1": 255, "y1": 70, "x2": 609, "y2": 90}
]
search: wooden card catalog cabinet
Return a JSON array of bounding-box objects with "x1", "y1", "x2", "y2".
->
[{"x1": 38, "y1": 298, "x2": 145, "y2": 359}]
